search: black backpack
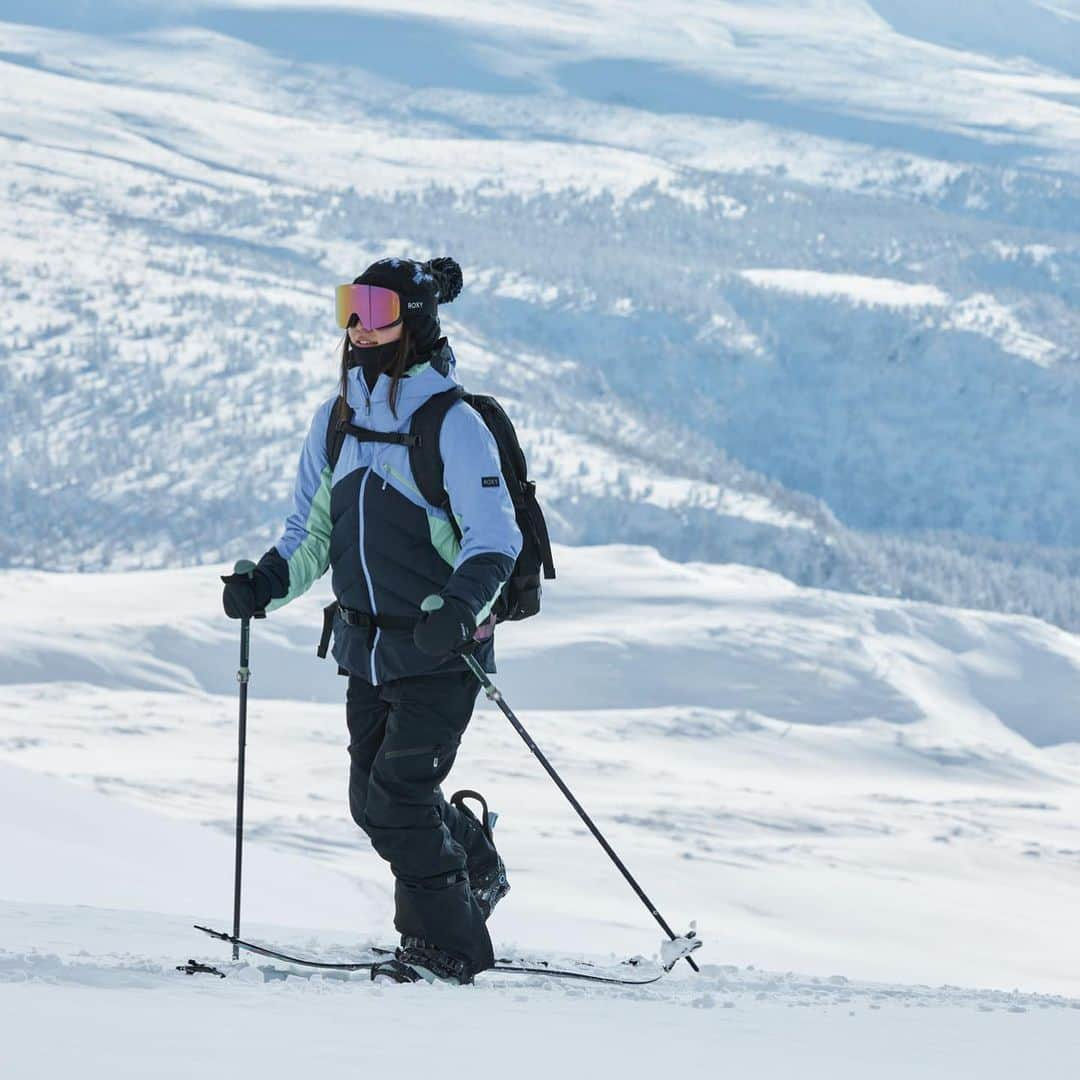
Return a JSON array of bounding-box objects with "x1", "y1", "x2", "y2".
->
[{"x1": 327, "y1": 387, "x2": 555, "y2": 622}]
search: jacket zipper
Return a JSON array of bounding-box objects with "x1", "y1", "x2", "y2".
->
[
  {"x1": 357, "y1": 378, "x2": 372, "y2": 416},
  {"x1": 383, "y1": 461, "x2": 423, "y2": 501},
  {"x1": 355, "y1": 468, "x2": 380, "y2": 685}
]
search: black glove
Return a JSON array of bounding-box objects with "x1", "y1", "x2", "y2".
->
[
  {"x1": 413, "y1": 595, "x2": 476, "y2": 657},
  {"x1": 221, "y1": 568, "x2": 273, "y2": 620}
]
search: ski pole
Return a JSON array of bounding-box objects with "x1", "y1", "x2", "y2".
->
[
  {"x1": 227, "y1": 559, "x2": 263, "y2": 961},
  {"x1": 456, "y1": 647, "x2": 701, "y2": 974}
]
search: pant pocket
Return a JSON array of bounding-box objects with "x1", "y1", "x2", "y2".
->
[
  {"x1": 383, "y1": 744, "x2": 448, "y2": 783},
  {"x1": 381, "y1": 742, "x2": 458, "y2": 787},
  {"x1": 384, "y1": 744, "x2": 442, "y2": 769}
]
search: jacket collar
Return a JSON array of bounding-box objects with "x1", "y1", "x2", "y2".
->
[{"x1": 345, "y1": 339, "x2": 459, "y2": 426}]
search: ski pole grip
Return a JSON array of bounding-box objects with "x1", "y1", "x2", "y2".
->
[{"x1": 231, "y1": 559, "x2": 266, "y2": 619}]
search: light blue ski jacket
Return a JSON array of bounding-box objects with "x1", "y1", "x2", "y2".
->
[{"x1": 262, "y1": 341, "x2": 522, "y2": 683}]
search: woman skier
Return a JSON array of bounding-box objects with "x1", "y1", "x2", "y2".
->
[{"x1": 221, "y1": 256, "x2": 521, "y2": 985}]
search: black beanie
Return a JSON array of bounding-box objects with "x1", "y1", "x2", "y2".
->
[{"x1": 354, "y1": 256, "x2": 463, "y2": 355}]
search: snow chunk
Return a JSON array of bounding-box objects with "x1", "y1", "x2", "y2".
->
[{"x1": 661, "y1": 926, "x2": 702, "y2": 971}]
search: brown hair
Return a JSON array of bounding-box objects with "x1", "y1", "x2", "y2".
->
[{"x1": 338, "y1": 323, "x2": 414, "y2": 417}]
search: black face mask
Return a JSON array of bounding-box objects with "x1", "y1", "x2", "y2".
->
[{"x1": 347, "y1": 338, "x2": 400, "y2": 391}]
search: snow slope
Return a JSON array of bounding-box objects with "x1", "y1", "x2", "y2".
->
[
  {"x1": 5, "y1": 895, "x2": 1078, "y2": 1080},
  {"x1": 2, "y1": 544, "x2": 1080, "y2": 1076},
  {"x1": 0, "y1": 759, "x2": 380, "y2": 924},
  {"x1": 2, "y1": 545, "x2": 1079, "y2": 996},
  {"x1": 3, "y1": 889, "x2": 1078, "y2": 1080}
]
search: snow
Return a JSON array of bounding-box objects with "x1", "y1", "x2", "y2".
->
[
  {"x1": 2, "y1": 545, "x2": 1080, "y2": 1074},
  {"x1": 141, "y1": 0, "x2": 1080, "y2": 167},
  {"x1": 945, "y1": 294, "x2": 1061, "y2": 367},
  {"x1": 3, "y1": 3, "x2": 1080, "y2": 1073},
  {"x1": 2, "y1": 545, "x2": 1080, "y2": 990},
  {"x1": 0, "y1": 760, "x2": 379, "y2": 925},
  {"x1": 2, "y1": 4, "x2": 1079, "y2": 623},
  {"x1": 741, "y1": 269, "x2": 951, "y2": 309},
  {"x1": 659, "y1": 926, "x2": 700, "y2": 971},
  {"x1": 738, "y1": 271, "x2": 1064, "y2": 365},
  {"x1": 4, "y1": 930, "x2": 1076, "y2": 1080}
]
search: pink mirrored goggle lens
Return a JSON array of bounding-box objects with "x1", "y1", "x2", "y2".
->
[{"x1": 334, "y1": 284, "x2": 402, "y2": 330}]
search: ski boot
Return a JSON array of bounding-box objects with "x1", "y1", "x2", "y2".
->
[
  {"x1": 451, "y1": 789, "x2": 510, "y2": 920},
  {"x1": 371, "y1": 938, "x2": 473, "y2": 985}
]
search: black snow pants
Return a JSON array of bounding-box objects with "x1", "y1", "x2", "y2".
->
[{"x1": 346, "y1": 668, "x2": 499, "y2": 974}]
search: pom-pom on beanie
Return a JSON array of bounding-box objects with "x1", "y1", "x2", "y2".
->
[{"x1": 354, "y1": 256, "x2": 463, "y2": 354}]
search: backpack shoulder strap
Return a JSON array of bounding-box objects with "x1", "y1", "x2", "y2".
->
[
  {"x1": 326, "y1": 394, "x2": 352, "y2": 472},
  {"x1": 465, "y1": 395, "x2": 528, "y2": 495},
  {"x1": 409, "y1": 387, "x2": 467, "y2": 514}
]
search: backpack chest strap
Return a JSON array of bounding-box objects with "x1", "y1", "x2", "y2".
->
[
  {"x1": 326, "y1": 394, "x2": 424, "y2": 469},
  {"x1": 338, "y1": 421, "x2": 421, "y2": 448}
]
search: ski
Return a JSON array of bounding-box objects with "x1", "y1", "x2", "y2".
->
[
  {"x1": 485, "y1": 959, "x2": 663, "y2": 986},
  {"x1": 194, "y1": 925, "x2": 666, "y2": 986},
  {"x1": 194, "y1": 924, "x2": 387, "y2": 971}
]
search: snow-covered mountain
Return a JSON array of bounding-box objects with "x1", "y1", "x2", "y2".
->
[{"x1": 2, "y1": 1, "x2": 1079, "y2": 628}]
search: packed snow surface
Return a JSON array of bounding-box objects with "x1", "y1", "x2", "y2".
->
[{"x1": 2, "y1": 544, "x2": 1079, "y2": 1076}]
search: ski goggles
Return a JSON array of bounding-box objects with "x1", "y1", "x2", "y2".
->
[
  {"x1": 335, "y1": 283, "x2": 438, "y2": 329},
  {"x1": 335, "y1": 283, "x2": 403, "y2": 330}
]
